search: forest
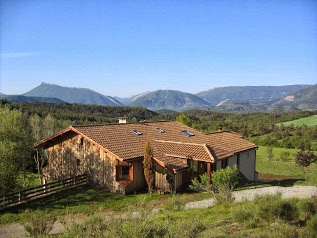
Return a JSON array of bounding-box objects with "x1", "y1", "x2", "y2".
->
[{"x1": 1, "y1": 101, "x2": 317, "y2": 195}]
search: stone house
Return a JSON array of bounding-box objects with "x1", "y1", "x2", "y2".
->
[{"x1": 34, "y1": 121, "x2": 258, "y2": 194}]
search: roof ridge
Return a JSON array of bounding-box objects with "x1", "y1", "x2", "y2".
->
[{"x1": 72, "y1": 120, "x2": 176, "y2": 128}]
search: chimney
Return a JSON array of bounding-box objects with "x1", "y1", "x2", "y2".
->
[{"x1": 118, "y1": 117, "x2": 127, "y2": 124}]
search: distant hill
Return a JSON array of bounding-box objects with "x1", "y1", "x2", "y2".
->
[
  {"x1": 196, "y1": 85, "x2": 311, "y2": 106},
  {"x1": 24, "y1": 82, "x2": 123, "y2": 106},
  {"x1": 272, "y1": 84, "x2": 317, "y2": 110},
  {"x1": 129, "y1": 90, "x2": 209, "y2": 110},
  {"x1": 0, "y1": 95, "x2": 65, "y2": 103},
  {"x1": 0, "y1": 93, "x2": 5, "y2": 96}
]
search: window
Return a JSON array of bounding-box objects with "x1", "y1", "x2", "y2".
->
[
  {"x1": 76, "y1": 159, "x2": 81, "y2": 166},
  {"x1": 132, "y1": 129, "x2": 142, "y2": 135},
  {"x1": 181, "y1": 130, "x2": 195, "y2": 137},
  {"x1": 80, "y1": 137, "x2": 84, "y2": 146},
  {"x1": 116, "y1": 165, "x2": 131, "y2": 180},
  {"x1": 237, "y1": 154, "x2": 240, "y2": 168},
  {"x1": 156, "y1": 128, "x2": 165, "y2": 133}
]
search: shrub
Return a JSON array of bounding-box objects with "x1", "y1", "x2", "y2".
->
[
  {"x1": 165, "y1": 195, "x2": 187, "y2": 211},
  {"x1": 22, "y1": 209, "x2": 55, "y2": 238},
  {"x1": 254, "y1": 194, "x2": 299, "y2": 223},
  {"x1": 212, "y1": 165, "x2": 239, "y2": 191},
  {"x1": 189, "y1": 173, "x2": 209, "y2": 192},
  {"x1": 266, "y1": 146, "x2": 274, "y2": 160},
  {"x1": 254, "y1": 193, "x2": 283, "y2": 222},
  {"x1": 268, "y1": 222, "x2": 299, "y2": 238},
  {"x1": 306, "y1": 214, "x2": 317, "y2": 237},
  {"x1": 211, "y1": 165, "x2": 239, "y2": 204},
  {"x1": 297, "y1": 200, "x2": 316, "y2": 221},
  {"x1": 279, "y1": 200, "x2": 299, "y2": 222},
  {"x1": 280, "y1": 151, "x2": 291, "y2": 162},
  {"x1": 232, "y1": 204, "x2": 259, "y2": 228}
]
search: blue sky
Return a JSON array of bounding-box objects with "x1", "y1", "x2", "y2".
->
[{"x1": 1, "y1": 0, "x2": 316, "y2": 97}]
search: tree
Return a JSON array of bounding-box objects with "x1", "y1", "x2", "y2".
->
[
  {"x1": 211, "y1": 165, "x2": 239, "y2": 204},
  {"x1": 295, "y1": 145, "x2": 316, "y2": 180},
  {"x1": 43, "y1": 114, "x2": 56, "y2": 138},
  {"x1": 143, "y1": 138, "x2": 154, "y2": 194},
  {"x1": 176, "y1": 113, "x2": 193, "y2": 127},
  {"x1": 0, "y1": 107, "x2": 32, "y2": 194},
  {"x1": 266, "y1": 146, "x2": 274, "y2": 160}
]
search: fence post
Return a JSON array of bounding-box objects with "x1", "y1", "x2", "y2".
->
[
  {"x1": 2, "y1": 196, "x2": 5, "y2": 207},
  {"x1": 18, "y1": 192, "x2": 21, "y2": 203},
  {"x1": 74, "y1": 176, "x2": 76, "y2": 185}
]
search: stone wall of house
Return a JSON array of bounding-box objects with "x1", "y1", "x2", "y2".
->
[
  {"x1": 45, "y1": 135, "x2": 119, "y2": 192},
  {"x1": 124, "y1": 159, "x2": 146, "y2": 194}
]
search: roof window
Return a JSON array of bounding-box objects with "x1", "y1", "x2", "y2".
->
[
  {"x1": 181, "y1": 130, "x2": 195, "y2": 137},
  {"x1": 156, "y1": 128, "x2": 165, "y2": 133},
  {"x1": 132, "y1": 129, "x2": 142, "y2": 135}
]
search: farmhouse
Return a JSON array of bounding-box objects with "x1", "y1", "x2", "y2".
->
[{"x1": 34, "y1": 121, "x2": 258, "y2": 194}]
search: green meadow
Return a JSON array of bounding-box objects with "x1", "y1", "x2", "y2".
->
[{"x1": 280, "y1": 115, "x2": 317, "y2": 127}]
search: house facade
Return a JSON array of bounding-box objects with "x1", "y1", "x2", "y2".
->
[{"x1": 34, "y1": 121, "x2": 258, "y2": 194}]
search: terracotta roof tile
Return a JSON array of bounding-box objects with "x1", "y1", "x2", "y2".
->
[
  {"x1": 35, "y1": 121, "x2": 257, "y2": 169},
  {"x1": 153, "y1": 140, "x2": 215, "y2": 162}
]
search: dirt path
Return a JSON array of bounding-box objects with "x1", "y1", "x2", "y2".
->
[
  {"x1": 1, "y1": 185, "x2": 316, "y2": 238},
  {"x1": 185, "y1": 185, "x2": 317, "y2": 209}
]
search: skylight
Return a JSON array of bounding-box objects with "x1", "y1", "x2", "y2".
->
[
  {"x1": 181, "y1": 130, "x2": 195, "y2": 137},
  {"x1": 156, "y1": 128, "x2": 165, "y2": 133},
  {"x1": 132, "y1": 129, "x2": 142, "y2": 135}
]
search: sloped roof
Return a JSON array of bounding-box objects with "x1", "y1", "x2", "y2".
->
[
  {"x1": 209, "y1": 131, "x2": 257, "y2": 157},
  {"x1": 154, "y1": 140, "x2": 215, "y2": 162},
  {"x1": 34, "y1": 121, "x2": 257, "y2": 170}
]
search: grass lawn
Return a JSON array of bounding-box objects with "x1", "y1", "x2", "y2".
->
[
  {"x1": 280, "y1": 115, "x2": 317, "y2": 127},
  {"x1": 256, "y1": 146, "x2": 317, "y2": 185},
  {"x1": 0, "y1": 186, "x2": 211, "y2": 224}
]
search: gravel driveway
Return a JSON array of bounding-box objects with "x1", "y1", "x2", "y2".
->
[{"x1": 185, "y1": 185, "x2": 317, "y2": 209}]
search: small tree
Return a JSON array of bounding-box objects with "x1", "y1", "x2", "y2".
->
[
  {"x1": 143, "y1": 138, "x2": 154, "y2": 194},
  {"x1": 211, "y1": 165, "x2": 239, "y2": 204},
  {"x1": 295, "y1": 145, "x2": 316, "y2": 180},
  {"x1": 266, "y1": 146, "x2": 273, "y2": 160}
]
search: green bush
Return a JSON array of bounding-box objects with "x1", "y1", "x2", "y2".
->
[
  {"x1": 254, "y1": 193, "x2": 283, "y2": 222},
  {"x1": 211, "y1": 165, "x2": 239, "y2": 204},
  {"x1": 232, "y1": 204, "x2": 259, "y2": 228},
  {"x1": 279, "y1": 200, "x2": 299, "y2": 222},
  {"x1": 254, "y1": 193, "x2": 299, "y2": 223},
  {"x1": 189, "y1": 173, "x2": 209, "y2": 192}
]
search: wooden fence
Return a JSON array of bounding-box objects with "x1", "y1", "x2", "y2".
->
[{"x1": 1, "y1": 174, "x2": 87, "y2": 211}]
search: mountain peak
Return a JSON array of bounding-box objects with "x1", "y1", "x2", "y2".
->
[{"x1": 24, "y1": 83, "x2": 122, "y2": 106}]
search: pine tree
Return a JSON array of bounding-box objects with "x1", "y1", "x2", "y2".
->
[{"x1": 143, "y1": 138, "x2": 154, "y2": 194}]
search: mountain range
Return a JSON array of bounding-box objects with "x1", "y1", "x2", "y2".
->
[{"x1": 1, "y1": 82, "x2": 317, "y2": 112}]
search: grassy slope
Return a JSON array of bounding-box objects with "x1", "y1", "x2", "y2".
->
[
  {"x1": 256, "y1": 146, "x2": 317, "y2": 185},
  {"x1": 0, "y1": 187, "x2": 210, "y2": 224},
  {"x1": 281, "y1": 115, "x2": 317, "y2": 127}
]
